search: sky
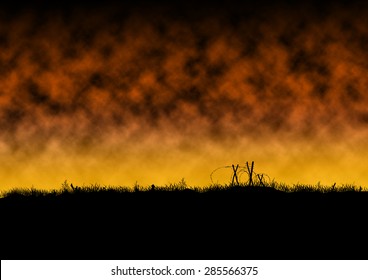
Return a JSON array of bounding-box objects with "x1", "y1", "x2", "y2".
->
[{"x1": 1, "y1": 0, "x2": 368, "y2": 190}]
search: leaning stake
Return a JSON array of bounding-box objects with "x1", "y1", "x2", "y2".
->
[
  {"x1": 246, "y1": 161, "x2": 254, "y2": 187},
  {"x1": 231, "y1": 164, "x2": 239, "y2": 186}
]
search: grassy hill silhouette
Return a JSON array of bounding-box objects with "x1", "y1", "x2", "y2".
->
[{"x1": 1, "y1": 179, "x2": 367, "y2": 259}]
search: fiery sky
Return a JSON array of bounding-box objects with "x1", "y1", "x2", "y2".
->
[{"x1": 1, "y1": 1, "x2": 368, "y2": 190}]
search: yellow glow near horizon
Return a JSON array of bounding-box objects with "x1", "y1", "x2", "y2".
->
[{"x1": 1, "y1": 134, "x2": 368, "y2": 192}]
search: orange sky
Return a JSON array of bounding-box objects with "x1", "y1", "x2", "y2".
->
[{"x1": 1, "y1": 3, "x2": 368, "y2": 191}]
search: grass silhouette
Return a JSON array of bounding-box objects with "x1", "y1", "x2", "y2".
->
[
  {"x1": 0, "y1": 179, "x2": 364, "y2": 200},
  {"x1": 1, "y1": 174, "x2": 367, "y2": 259},
  {"x1": 1, "y1": 161, "x2": 365, "y2": 198}
]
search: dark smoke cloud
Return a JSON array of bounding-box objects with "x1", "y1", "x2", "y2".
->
[{"x1": 0, "y1": 9, "x2": 366, "y2": 141}]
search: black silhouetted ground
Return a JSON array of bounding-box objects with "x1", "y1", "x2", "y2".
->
[{"x1": 1, "y1": 183, "x2": 367, "y2": 259}]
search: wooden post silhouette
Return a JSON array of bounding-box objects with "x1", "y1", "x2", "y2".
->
[
  {"x1": 257, "y1": 174, "x2": 265, "y2": 187},
  {"x1": 231, "y1": 164, "x2": 239, "y2": 186},
  {"x1": 246, "y1": 161, "x2": 254, "y2": 186}
]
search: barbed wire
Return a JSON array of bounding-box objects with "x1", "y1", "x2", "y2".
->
[
  {"x1": 210, "y1": 162, "x2": 271, "y2": 186},
  {"x1": 210, "y1": 165, "x2": 233, "y2": 184}
]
